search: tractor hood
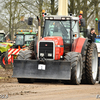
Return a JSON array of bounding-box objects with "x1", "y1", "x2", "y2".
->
[
  {"x1": 0, "y1": 42, "x2": 13, "y2": 53},
  {"x1": 39, "y1": 36, "x2": 64, "y2": 60},
  {"x1": 41, "y1": 36, "x2": 63, "y2": 45}
]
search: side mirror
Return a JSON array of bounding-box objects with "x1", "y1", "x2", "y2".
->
[
  {"x1": 28, "y1": 17, "x2": 33, "y2": 25},
  {"x1": 80, "y1": 18, "x2": 85, "y2": 27}
]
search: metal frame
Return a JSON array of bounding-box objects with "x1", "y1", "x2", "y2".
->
[{"x1": 70, "y1": 17, "x2": 72, "y2": 51}]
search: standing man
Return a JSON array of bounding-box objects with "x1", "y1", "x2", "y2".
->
[
  {"x1": 79, "y1": 10, "x2": 83, "y2": 25},
  {"x1": 88, "y1": 28, "x2": 96, "y2": 42}
]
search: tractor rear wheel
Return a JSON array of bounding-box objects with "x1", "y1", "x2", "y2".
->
[
  {"x1": 85, "y1": 43, "x2": 98, "y2": 84},
  {"x1": 28, "y1": 40, "x2": 34, "y2": 50},
  {"x1": 65, "y1": 52, "x2": 82, "y2": 85},
  {"x1": 28, "y1": 37, "x2": 37, "y2": 57},
  {"x1": 1, "y1": 52, "x2": 8, "y2": 68},
  {"x1": 16, "y1": 50, "x2": 24, "y2": 60},
  {"x1": 17, "y1": 50, "x2": 35, "y2": 83},
  {"x1": 17, "y1": 50, "x2": 36, "y2": 60},
  {"x1": 81, "y1": 42, "x2": 90, "y2": 84}
]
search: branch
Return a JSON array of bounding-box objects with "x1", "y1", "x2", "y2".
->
[{"x1": 87, "y1": 10, "x2": 94, "y2": 20}]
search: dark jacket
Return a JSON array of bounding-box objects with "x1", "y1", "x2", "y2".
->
[{"x1": 88, "y1": 33, "x2": 96, "y2": 42}]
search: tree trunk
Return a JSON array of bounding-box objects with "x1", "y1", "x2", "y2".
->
[
  {"x1": 9, "y1": 0, "x2": 12, "y2": 40},
  {"x1": 51, "y1": 0, "x2": 55, "y2": 14},
  {"x1": 82, "y1": 0, "x2": 87, "y2": 28},
  {"x1": 69, "y1": 0, "x2": 75, "y2": 14},
  {"x1": 94, "y1": 0, "x2": 98, "y2": 34}
]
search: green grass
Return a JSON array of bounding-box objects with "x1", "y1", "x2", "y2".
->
[{"x1": 0, "y1": 65, "x2": 2, "y2": 68}]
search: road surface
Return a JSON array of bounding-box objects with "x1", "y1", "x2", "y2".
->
[{"x1": 0, "y1": 68, "x2": 100, "y2": 100}]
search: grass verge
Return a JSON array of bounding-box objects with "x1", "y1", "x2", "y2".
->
[{"x1": 0, "y1": 65, "x2": 2, "y2": 68}]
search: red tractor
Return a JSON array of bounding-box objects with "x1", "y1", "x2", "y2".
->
[{"x1": 12, "y1": 15, "x2": 99, "y2": 85}]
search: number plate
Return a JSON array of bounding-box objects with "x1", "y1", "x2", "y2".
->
[{"x1": 38, "y1": 64, "x2": 46, "y2": 70}]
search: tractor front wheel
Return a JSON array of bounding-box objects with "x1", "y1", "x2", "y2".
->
[
  {"x1": 17, "y1": 50, "x2": 35, "y2": 83},
  {"x1": 28, "y1": 40, "x2": 34, "y2": 50},
  {"x1": 1, "y1": 52, "x2": 8, "y2": 68},
  {"x1": 65, "y1": 52, "x2": 82, "y2": 85}
]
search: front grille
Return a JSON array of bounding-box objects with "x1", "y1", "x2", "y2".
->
[{"x1": 39, "y1": 42, "x2": 54, "y2": 59}]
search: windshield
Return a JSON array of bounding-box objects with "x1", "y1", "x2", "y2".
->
[
  {"x1": 43, "y1": 20, "x2": 70, "y2": 39},
  {"x1": 25, "y1": 35, "x2": 34, "y2": 41},
  {"x1": 15, "y1": 35, "x2": 24, "y2": 45},
  {"x1": 43, "y1": 20, "x2": 79, "y2": 43},
  {"x1": 25, "y1": 35, "x2": 35, "y2": 45},
  {"x1": 0, "y1": 34, "x2": 5, "y2": 42}
]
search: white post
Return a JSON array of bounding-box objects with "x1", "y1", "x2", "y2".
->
[{"x1": 58, "y1": 0, "x2": 68, "y2": 16}]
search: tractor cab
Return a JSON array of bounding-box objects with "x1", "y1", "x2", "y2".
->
[
  {"x1": 14, "y1": 29, "x2": 36, "y2": 48},
  {"x1": 43, "y1": 15, "x2": 80, "y2": 40},
  {"x1": 42, "y1": 15, "x2": 80, "y2": 53}
]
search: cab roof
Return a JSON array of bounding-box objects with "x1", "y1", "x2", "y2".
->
[
  {"x1": 44, "y1": 15, "x2": 79, "y2": 21},
  {"x1": 0, "y1": 30, "x2": 5, "y2": 34}
]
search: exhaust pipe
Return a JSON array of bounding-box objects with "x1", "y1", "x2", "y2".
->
[{"x1": 37, "y1": 16, "x2": 41, "y2": 42}]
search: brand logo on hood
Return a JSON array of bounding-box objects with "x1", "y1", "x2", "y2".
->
[{"x1": 45, "y1": 44, "x2": 47, "y2": 46}]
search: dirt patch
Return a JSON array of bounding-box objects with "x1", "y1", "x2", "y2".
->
[
  {"x1": 0, "y1": 67, "x2": 17, "y2": 83},
  {"x1": 0, "y1": 82, "x2": 100, "y2": 100},
  {"x1": 0, "y1": 66, "x2": 100, "y2": 100}
]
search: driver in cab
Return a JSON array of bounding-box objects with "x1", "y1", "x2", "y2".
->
[
  {"x1": 17, "y1": 36, "x2": 23, "y2": 45},
  {"x1": 53, "y1": 22, "x2": 69, "y2": 39}
]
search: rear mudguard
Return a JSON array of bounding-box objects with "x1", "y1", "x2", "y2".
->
[
  {"x1": 12, "y1": 60, "x2": 71, "y2": 80},
  {"x1": 72, "y1": 37, "x2": 89, "y2": 56}
]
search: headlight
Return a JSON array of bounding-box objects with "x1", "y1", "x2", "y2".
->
[
  {"x1": 48, "y1": 53, "x2": 52, "y2": 57},
  {"x1": 40, "y1": 53, "x2": 44, "y2": 57}
]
